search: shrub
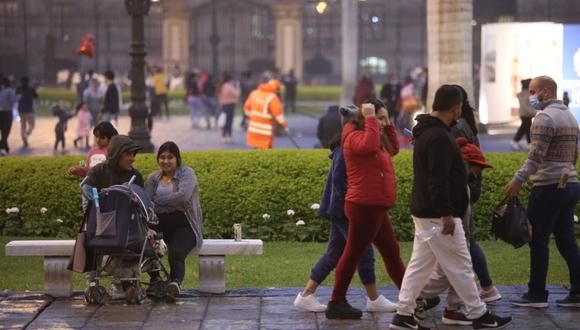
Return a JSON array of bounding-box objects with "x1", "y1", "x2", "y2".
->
[{"x1": 0, "y1": 150, "x2": 540, "y2": 241}]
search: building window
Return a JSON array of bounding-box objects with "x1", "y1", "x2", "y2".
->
[
  {"x1": 360, "y1": 56, "x2": 388, "y2": 75},
  {"x1": 0, "y1": 0, "x2": 18, "y2": 34}
]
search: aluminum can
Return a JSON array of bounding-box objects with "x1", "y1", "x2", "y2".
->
[{"x1": 233, "y1": 223, "x2": 242, "y2": 241}]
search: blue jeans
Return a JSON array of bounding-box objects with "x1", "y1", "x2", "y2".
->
[
  {"x1": 310, "y1": 214, "x2": 376, "y2": 285},
  {"x1": 222, "y1": 103, "x2": 235, "y2": 137},
  {"x1": 527, "y1": 182, "x2": 580, "y2": 296},
  {"x1": 468, "y1": 214, "x2": 493, "y2": 288}
]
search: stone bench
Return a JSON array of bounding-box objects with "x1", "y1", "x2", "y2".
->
[{"x1": 5, "y1": 239, "x2": 263, "y2": 297}]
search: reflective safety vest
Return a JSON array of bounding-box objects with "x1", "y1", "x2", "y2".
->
[{"x1": 244, "y1": 84, "x2": 287, "y2": 149}]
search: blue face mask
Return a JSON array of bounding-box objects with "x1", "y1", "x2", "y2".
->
[{"x1": 529, "y1": 93, "x2": 546, "y2": 110}]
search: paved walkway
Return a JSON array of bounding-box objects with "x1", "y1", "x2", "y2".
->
[
  {"x1": 0, "y1": 285, "x2": 577, "y2": 329},
  {"x1": 3, "y1": 113, "x2": 520, "y2": 157}
]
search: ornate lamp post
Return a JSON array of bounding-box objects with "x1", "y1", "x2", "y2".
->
[{"x1": 125, "y1": 0, "x2": 154, "y2": 152}]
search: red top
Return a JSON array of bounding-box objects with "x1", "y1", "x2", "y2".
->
[{"x1": 342, "y1": 117, "x2": 399, "y2": 207}]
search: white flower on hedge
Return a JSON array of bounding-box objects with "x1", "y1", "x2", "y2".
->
[
  {"x1": 296, "y1": 220, "x2": 306, "y2": 226},
  {"x1": 5, "y1": 207, "x2": 19, "y2": 214},
  {"x1": 56, "y1": 219, "x2": 64, "y2": 224},
  {"x1": 287, "y1": 209, "x2": 295, "y2": 216},
  {"x1": 575, "y1": 215, "x2": 579, "y2": 223},
  {"x1": 262, "y1": 213, "x2": 271, "y2": 220},
  {"x1": 310, "y1": 203, "x2": 320, "y2": 210},
  {"x1": 40, "y1": 207, "x2": 48, "y2": 214}
]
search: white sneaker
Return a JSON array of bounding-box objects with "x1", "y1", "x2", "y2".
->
[
  {"x1": 510, "y1": 141, "x2": 521, "y2": 150},
  {"x1": 293, "y1": 292, "x2": 327, "y2": 312},
  {"x1": 366, "y1": 294, "x2": 397, "y2": 312}
]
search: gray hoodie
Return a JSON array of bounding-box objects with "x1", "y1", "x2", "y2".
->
[{"x1": 514, "y1": 100, "x2": 579, "y2": 186}]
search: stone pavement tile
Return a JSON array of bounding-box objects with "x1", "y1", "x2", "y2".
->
[
  {"x1": 205, "y1": 296, "x2": 260, "y2": 320},
  {"x1": 201, "y1": 319, "x2": 259, "y2": 330},
  {"x1": 261, "y1": 296, "x2": 298, "y2": 314},
  {"x1": 0, "y1": 296, "x2": 52, "y2": 329},
  {"x1": 84, "y1": 302, "x2": 152, "y2": 328},
  {"x1": 317, "y1": 311, "x2": 377, "y2": 330},
  {"x1": 147, "y1": 298, "x2": 208, "y2": 323},
  {"x1": 143, "y1": 320, "x2": 202, "y2": 330},
  {"x1": 27, "y1": 319, "x2": 84, "y2": 329}
]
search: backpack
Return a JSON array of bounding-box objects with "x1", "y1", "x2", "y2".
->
[{"x1": 491, "y1": 196, "x2": 532, "y2": 248}]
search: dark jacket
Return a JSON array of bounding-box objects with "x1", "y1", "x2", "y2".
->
[
  {"x1": 318, "y1": 147, "x2": 347, "y2": 221},
  {"x1": 342, "y1": 118, "x2": 399, "y2": 207},
  {"x1": 103, "y1": 83, "x2": 120, "y2": 114},
  {"x1": 86, "y1": 135, "x2": 144, "y2": 190},
  {"x1": 380, "y1": 82, "x2": 401, "y2": 108},
  {"x1": 411, "y1": 114, "x2": 468, "y2": 218},
  {"x1": 16, "y1": 85, "x2": 38, "y2": 113},
  {"x1": 317, "y1": 106, "x2": 342, "y2": 148}
]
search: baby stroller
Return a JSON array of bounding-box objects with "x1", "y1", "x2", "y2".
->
[{"x1": 83, "y1": 176, "x2": 170, "y2": 305}]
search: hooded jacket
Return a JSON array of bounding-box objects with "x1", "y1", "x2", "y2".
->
[
  {"x1": 411, "y1": 114, "x2": 468, "y2": 218},
  {"x1": 86, "y1": 135, "x2": 144, "y2": 189},
  {"x1": 318, "y1": 146, "x2": 347, "y2": 221},
  {"x1": 342, "y1": 117, "x2": 398, "y2": 207}
]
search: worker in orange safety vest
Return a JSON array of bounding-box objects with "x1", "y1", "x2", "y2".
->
[{"x1": 243, "y1": 79, "x2": 288, "y2": 149}]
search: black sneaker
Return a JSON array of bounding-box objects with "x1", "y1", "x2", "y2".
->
[
  {"x1": 165, "y1": 281, "x2": 181, "y2": 302},
  {"x1": 389, "y1": 313, "x2": 430, "y2": 330},
  {"x1": 325, "y1": 300, "x2": 362, "y2": 320},
  {"x1": 473, "y1": 311, "x2": 512, "y2": 329},
  {"x1": 556, "y1": 293, "x2": 580, "y2": 307},
  {"x1": 510, "y1": 291, "x2": 548, "y2": 308},
  {"x1": 442, "y1": 308, "x2": 472, "y2": 326},
  {"x1": 414, "y1": 296, "x2": 440, "y2": 321}
]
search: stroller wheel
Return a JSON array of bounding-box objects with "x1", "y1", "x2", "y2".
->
[
  {"x1": 85, "y1": 285, "x2": 108, "y2": 305},
  {"x1": 126, "y1": 283, "x2": 146, "y2": 305}
]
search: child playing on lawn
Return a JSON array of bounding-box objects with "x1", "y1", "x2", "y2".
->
[{"x1": 53, "y1": 105, "x2": 74, "y2": 151}]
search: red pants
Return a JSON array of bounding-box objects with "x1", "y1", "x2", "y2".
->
[{"x1": 331, "y1": 201, "x2": 406, "y2": 301}]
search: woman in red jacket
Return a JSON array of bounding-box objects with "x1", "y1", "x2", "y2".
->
[{"x1": 326, "y1": 99, "x2": 406, "y2": 320}]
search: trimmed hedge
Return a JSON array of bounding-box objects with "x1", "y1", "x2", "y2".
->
[{"x1": 0, "y1": 150, "x2": 538, "y2": 241}]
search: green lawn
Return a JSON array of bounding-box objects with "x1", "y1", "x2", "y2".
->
[{"x1": 0, "y1": 237, "x2": 574, "y2": 292}]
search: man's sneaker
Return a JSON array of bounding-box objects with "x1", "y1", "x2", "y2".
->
[
  {"x1": 325, "y1": 300, "x2": 362, "y2": 319},
  {"x1": 165, "y1": 281, "x2": 181, "y2": 302},
  {"x1": 473, "y1": 311, "x2": 512, "y2": 329},
  {"x1": 480, "y1": 286, "x2": 502, "y2": 303},
  {"x1": 293, "y1": 292, "x2": 327, "y2": 312},
  {"x1": 442, "y1": 308, "x2": 472, "y2": 326},
  {"x1": 556, "y1": 293, "x2": 580, "y2": 307},
  {"x1": 389, "y1": 313, "x2": 429, "y2": 330},
  {"x1": 510, "y1": 291, "x2": 548, "y2": 308},
  {"x1": 366, "y1": 294, "x2": 397, "y2": 312},
  {"x1": 414, "y1": 296, "x2": 440, "y2": 321}
]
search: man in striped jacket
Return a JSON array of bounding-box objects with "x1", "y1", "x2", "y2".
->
[
  {"x1": 243, "y1": 79, "x2": 288, "y2": 149},
  {"x1": 506, "y1": 75, "x2": 580, "y2": 308}
]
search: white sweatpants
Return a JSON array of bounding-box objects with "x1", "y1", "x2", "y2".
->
[{"x1": 396, "y1": 217, "x2": 486, "y2": 319}]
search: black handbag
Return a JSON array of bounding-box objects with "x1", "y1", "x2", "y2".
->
[{"x1": 491, "y1": 196, "x2": 532, "y2": 248}]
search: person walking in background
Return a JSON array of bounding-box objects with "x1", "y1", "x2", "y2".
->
[
  {"x1": 73, "y1": 102, "x2": 93, "y2": 149},
  {"x1": 244, "y1": 79, "x2": 288, "y2": 149},
  {"x1": 380, "y1": 73, "x2": 401, "y2": 125},
  {"x1": 506, "y1": 75, "x2": 580, "y2": 309},
  {"x1": 145, "y1": 141, "x2": 204, "y2": 301},
  {"x1": 326, "y1": 100, "x2": 406, "y2": 320},
  {"x1": 101, "y1": 71, "x2": 120, "y2": 127},
  {"x1": 390, "y1": 85, "x2": 512, "y2": 330},
  {"x1": 202, "y1": 74, "x2": 218, "y2": 129},
  {"x1": 0, "y1": 75, "x2": 18, "y2": 156},
  {"x1": 353, "y1": 74, "x2": 375, "y2": 108},
  {"x1": 186, "y1": 69, "x2": 204, "y2": 128},
  {"x1": 83, "y1": 77, "x2": 103, "y2": 128},
  {"x1": 16, "y1": 76, "x2": 38, "y2": 148},
  {"x1": 563, "y1": 91, "x2": 570, "y2": 107},
  {"x1": 53, "y1": 105, "x2": 74, "y2": 152},
  {"x1": 218, "y1": 72, "x2": 240, "y2": 144},
  {"x1": 239, "y1": 71, "x2": 256, "y2": 130},
  {"x1": 152, "y1": 66, "x2": 170, "y2": 119},
  {"x1": 295, "y1": 104, "x2": 398, "y2": 314},
  {"x1": 397, "y1": 76, "x2": 417, "y2": 133},
  {"x1": 282, "y1": 69, "x2": 298, "y2": 113},
  {"x1": 451, "y1": 85, "x2": 480, "y2": 146},
  {"x1": 512, "y1": 79, "x2": 537, "y2": 150},
  {"x1": 77, "y1": 70, "x2": 93, "y2": 103},
  {"x1": 316, "y1": 105, "x2": 342, "y2": 149}
]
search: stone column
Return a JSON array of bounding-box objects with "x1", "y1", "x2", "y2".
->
[
  {"x1": 427, "y1": 0, "x2": 473, "y2": 110},
  {"x1": 273, "y1": 2, "x2": 303, "y2": 81},
  {"x1": 162, "y1": 0, "x2": 190, "y2": 73},
  {"x1": 341, "y1": 0, "x2": 358, "y2": 106}
]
